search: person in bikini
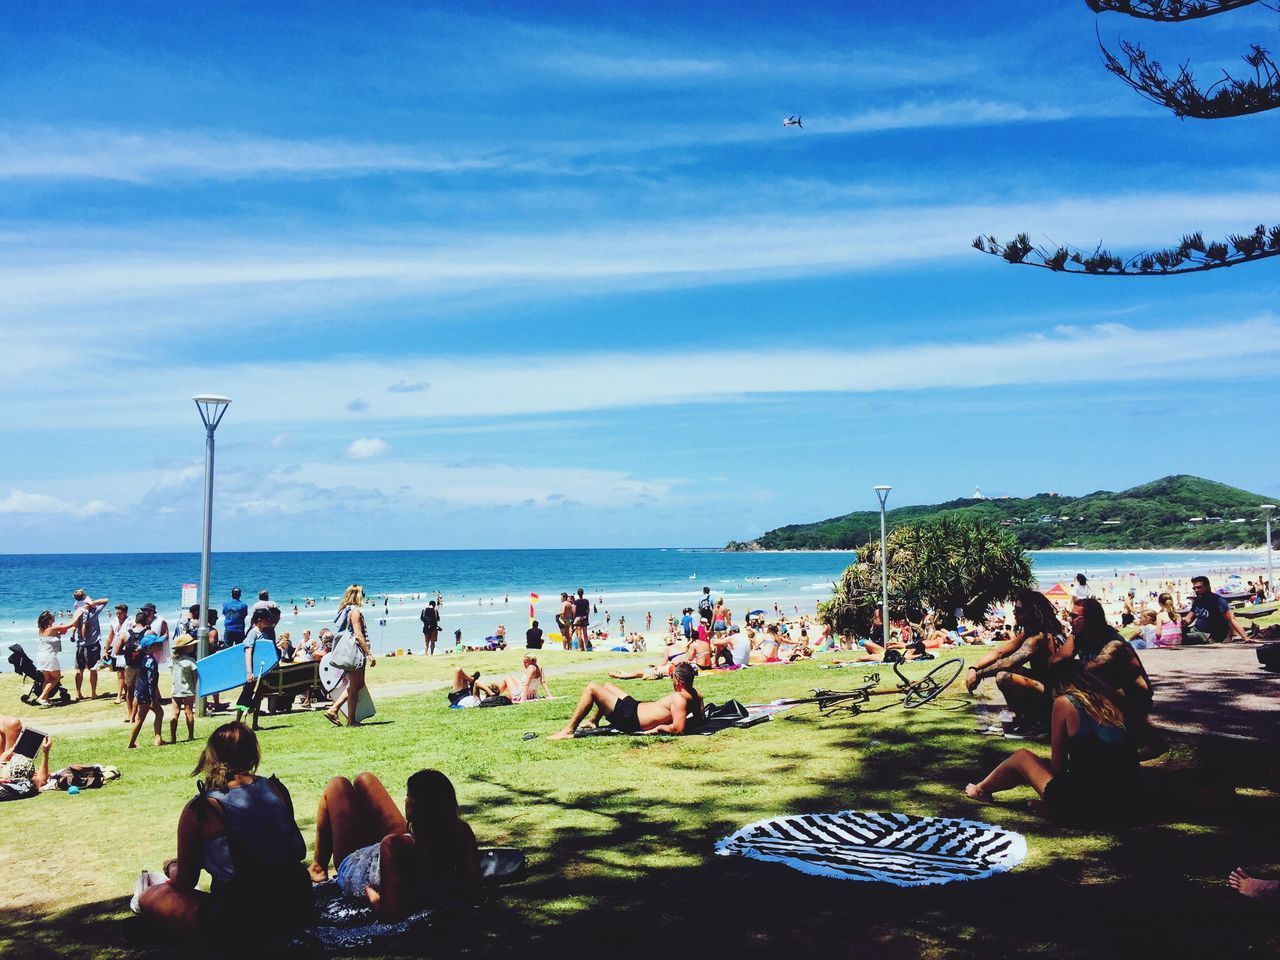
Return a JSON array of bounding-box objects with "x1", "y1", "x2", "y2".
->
[
  {"x1": 464, "y1": 655, "x2": 551, "y2": 703},
  {"x1": 548, "y1": 662, "x2": 703, "y2": 739},
  {"x1": 610, "y1": 633, "x2": 691, "y2": 680}
]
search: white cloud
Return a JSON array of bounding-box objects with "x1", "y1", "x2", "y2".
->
[
  {"x1": 6, "y1": 316, "x2": 1277, "y2": 433},
  {"x1": 0, "y1": 127, "x2": 500, "y2": 183},
  {"x1": 345, "y1": 437, "x2": 389, "y2": 460},
  {"x1": 5, "y1": 189, "x2": 1277, "y2": 331},
  {"x1": 0, "y1": 489, "x2": 113, "y2": 517}
]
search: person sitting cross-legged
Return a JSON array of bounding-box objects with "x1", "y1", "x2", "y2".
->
[
  {"x1": 309, "y1": 769, "x2": 481, "y2": 922},
  {"x1": 547, "y1": 661, "x2": 703, "y2": 739}
]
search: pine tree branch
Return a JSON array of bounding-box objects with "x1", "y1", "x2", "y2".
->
[
  {"x1": 1086, "y1": 0, "x2": 1274, "y2": 22},
  {"x1": 1100, "y1": 37, "x2": 1280, "y2": 118},
  {"x1": 972, "y1": 225, "x2": 1280, "y2": 275}
]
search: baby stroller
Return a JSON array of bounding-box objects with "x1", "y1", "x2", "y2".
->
[{"x1": 8, "y1": 644, "x2": 72, "y2": 706}]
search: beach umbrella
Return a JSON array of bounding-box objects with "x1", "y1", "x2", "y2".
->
[{"x1": 1042, "y1": 583, "x2": 1072, "y2": 604}]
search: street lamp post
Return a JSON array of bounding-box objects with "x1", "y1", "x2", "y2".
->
[
  {"x1": 1263, "y1": 504, "x2": 1276, "y2": 600},
  {"x1": 193, "y1": 395, "x2": 231, "y2": 718},
  {"x1": 874, "y1": 485, "x2": 892, "y2": 651}
]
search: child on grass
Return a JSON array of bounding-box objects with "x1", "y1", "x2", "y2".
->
[{"x1": 128, "y1": 633, "x2": 165, "y2": 749}]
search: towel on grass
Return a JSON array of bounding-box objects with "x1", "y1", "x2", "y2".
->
[
  {"x1": 297, "y1": 847, "x2": 527, "y2": 949},
  {"x1": 573, "y1": 701, "x2": 796, "y2": 737},
  {"x1": 717, "y1": 810, "x2": 1026, "y2": 886}
]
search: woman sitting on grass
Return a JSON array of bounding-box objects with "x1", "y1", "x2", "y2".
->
[
  {"x1": 138, "y1": 722, "x2": 311, "y2": 938},
  {"x1": 964, "y1": 674, "x2": 1139, "y2": 824},
  {"x1": 487, "y1": 655, "x2": 551, "y2": 702},
  {"x1": 309, "y1": 770, "x2": 481, "y2": 921}
]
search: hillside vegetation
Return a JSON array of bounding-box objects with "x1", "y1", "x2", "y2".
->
[{"x1": 727, "y1": 475, "x2": 1276, "y2": 551}]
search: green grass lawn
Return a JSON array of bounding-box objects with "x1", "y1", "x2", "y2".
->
[{"x1": 1, "y1": 646, "x2": 1276, "y2": 959}]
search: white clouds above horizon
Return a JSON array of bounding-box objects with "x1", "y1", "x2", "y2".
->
[
  {"x1": 5, "y1": 188, "x2": 1278, "y2": 342},
  {"x1": 5, "y1": 316, "x2": 1277, "y2": 433},
  {"x1": 0, "y1": 489, "x2": 113, "y2": 518},
  {"x1": 345, "y1": 437, "x2": 389, "y2": 460}
]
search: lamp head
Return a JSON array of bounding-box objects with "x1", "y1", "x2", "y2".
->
[
  {"x1": 1262, "y1": 504, "x2": 1276, "y2": 512},
  {"x1": 873, "y1": 484, "x2": 892, "y2": 506},
  {"x1": 193, "y1": 395, "x2": 231, "y2": 430}
]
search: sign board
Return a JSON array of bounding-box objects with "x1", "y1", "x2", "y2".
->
[{"x1": 181, "y1": 583, "x2": 198, "y2": 608}]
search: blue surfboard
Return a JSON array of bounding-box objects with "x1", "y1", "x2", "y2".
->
[{"x1": 196, "y1": 639, "x2": 280, "y2": 697}]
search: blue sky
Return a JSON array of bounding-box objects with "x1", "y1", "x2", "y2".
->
[{"x1": 2, "y1": 0, "x2": 1278, "y2": 552}]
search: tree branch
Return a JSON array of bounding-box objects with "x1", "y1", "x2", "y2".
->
[
  {"x1": 972, "y1": 224, "x2": 1280, "y2": 275},
  {"x1": 1101, "y1": 37, "x2": 1280, "y2": 117},
  {"x1": 1086, "y1": 0, "x2": 1274, "y2": 21}
]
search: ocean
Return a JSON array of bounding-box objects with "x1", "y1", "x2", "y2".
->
[{"x1": 2, "y1": 547, "x2": 1268, "y2": 663}]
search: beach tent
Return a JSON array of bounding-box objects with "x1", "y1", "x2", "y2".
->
[{"x1": 1042, "y1": 583, "x2": 1072, "y2": 604}]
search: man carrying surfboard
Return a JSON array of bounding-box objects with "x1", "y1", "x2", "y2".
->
[{"x1": 235, "y1": 607, "x2": 273, "y2": 730}]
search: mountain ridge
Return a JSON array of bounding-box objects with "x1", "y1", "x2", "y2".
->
[{"x1": 726, "y1": 475, "x2": 1276, "y2": 551}]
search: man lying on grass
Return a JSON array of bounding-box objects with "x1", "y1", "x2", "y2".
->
[{"x1": 548, "y1": 662, "x2": 703, "y2": 739}]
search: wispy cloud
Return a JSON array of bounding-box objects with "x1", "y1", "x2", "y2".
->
[
  {"x1": 4, "y1": 188, "x2": 1276, "y2": 333},
  {"x1": 0, "y1": 489, "x2": 113, "y2": 517},
  {"x1": 7, "y1": 317, "x2": 1277, "y2": 432},
  {"x1": 345, "y1": 437, "x2": 389, "y2": 460},
  {"x1": 0, "y1": 127, "x2": 501, "y2": 183},
  {"x1": 387, "y1": 380, "x2": 430, "y2": 394}
]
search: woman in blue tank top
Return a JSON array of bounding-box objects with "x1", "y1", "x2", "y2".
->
[{"x1": 136, "y1": 722, "x2": 311, "y2": 938}]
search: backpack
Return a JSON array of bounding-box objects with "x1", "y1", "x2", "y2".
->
[
  {"x1": 420, "y1": 606, "x2": 439, "y2": 629},
  {"x1": 121, "y1": 628, "x2": 145, "y2": 668},
  {"x1": 698, "y1": 596, "x2": 714, "y2": 619},
  {"x1": 479, "y1": 694, "x2": 512, "y2": 708}
]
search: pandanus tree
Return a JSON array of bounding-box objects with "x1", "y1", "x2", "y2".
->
[
  {"x1": 817, "y1": 517, "x2": 1033, "y2": 637},
  {"x1": 976, "y1": 0, "x2": 1280, "y2": 276}
]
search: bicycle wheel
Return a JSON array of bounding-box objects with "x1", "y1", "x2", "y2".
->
[{"x1": 902, "y1": 658, "x2": 964, "y2": 709}]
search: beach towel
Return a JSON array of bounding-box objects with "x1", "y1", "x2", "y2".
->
[
  {"x1": 573, "y1": 701, "x2": 796, "y2": 737},
  {"x1": 716, "y1": 811, "x2": 1026, "y2": 887},
  {"x1": 297, "y1": 847, "x2": 526, "y2": 949}
]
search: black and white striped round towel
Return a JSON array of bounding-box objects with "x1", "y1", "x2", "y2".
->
[{"x1": 716, "y1": 811, "x2": 1026, "y2": 886}]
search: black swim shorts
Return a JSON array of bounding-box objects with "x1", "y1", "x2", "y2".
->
[
  {"x1": 75, "y1": 643, "x2": 101, "y2": 671},
  {"x1": 606, "y1": 695, "x2": 643, "y2": 734}
]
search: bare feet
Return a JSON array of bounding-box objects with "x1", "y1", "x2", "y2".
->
[
  {"x1": 153, "y1": 736, "x2": 164, "y2": 747},
  {"x1": 964, "y1": 783, "x2": 992, "y2": 802},
  {"x1": 308, "y1": 863, "x2": 329, "y2": 883},
  {"x1": 127, "y1": 743, "x2": 138, "y2": 750},
  {"x1": 1229, "y1": 868, "x2": 1280, "y2": 900},
  {"x1": 546, "y1": 728, "x2": 575, "y2": 741}
]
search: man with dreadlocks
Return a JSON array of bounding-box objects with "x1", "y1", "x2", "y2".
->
[{"x1": 548, "y1": 662, "x2": 703, "y2": 739}]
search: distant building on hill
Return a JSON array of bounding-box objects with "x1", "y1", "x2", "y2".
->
[{"x1": 972, "y1": 485, "x2": 985, "y2": 500}]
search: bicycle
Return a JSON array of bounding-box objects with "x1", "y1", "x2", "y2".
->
[{"x1": 784, "y1": 655, "x2": 966, "y2": 716}]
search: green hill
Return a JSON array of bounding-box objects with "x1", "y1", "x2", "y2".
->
[{"x1": 726, "y1": 475, "x2": 1276, "y2": 551}]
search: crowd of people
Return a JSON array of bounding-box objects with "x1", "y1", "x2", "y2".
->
[{"x1": 8, "y1": 567, "x2": 1275, "y2": 941}]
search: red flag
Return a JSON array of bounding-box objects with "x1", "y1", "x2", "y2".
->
[{"x1": 529, "y1": 592, "x2": 539, "y2": 624}]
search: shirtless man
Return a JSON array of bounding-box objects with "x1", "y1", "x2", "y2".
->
[
  {"x1": 558, "y1": 593, "x2": 575, "y2": 650},
  {"x1": 548, "y1": 662, "x2": 703, "y2": 739}
]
